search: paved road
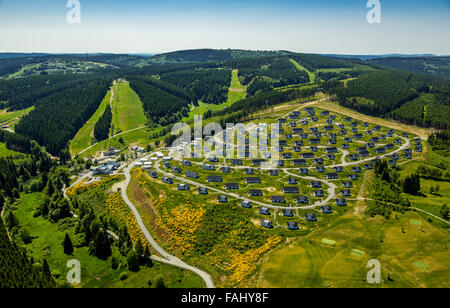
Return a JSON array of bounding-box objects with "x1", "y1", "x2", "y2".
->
[{"x1": 116, "y1": 155, "x2": 215, "y2": 288}]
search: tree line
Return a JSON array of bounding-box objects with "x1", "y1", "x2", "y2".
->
[{"x1": 94, "y1": 105, "x2": 112, "y2": 142}]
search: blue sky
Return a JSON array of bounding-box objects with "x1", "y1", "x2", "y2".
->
[{"x1": 0, "y1": 0, "x2": 449, "y2": 54}]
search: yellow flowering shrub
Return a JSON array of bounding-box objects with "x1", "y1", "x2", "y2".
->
[{"x1": 105, "y1": 192, "x2": 146, "y2": 247}]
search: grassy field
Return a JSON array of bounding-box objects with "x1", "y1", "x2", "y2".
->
[
  {"x1": 0, "y1": 141, "x2": 20, "y2": 157},
  {"x1": 111, "y1": 81, "x2": 148, "y2": 135},
  {"x1": 289, "y1": 59, "x2": 316, "y2": 83},
  {"x1": 0, "y1": 106, "x2": 34, "y2": 127},
  {"x1": 70, "y1": 87, "x2": 112, "y2": 156},
  {"x1": 182, "y1": 69, "x2": 247, "y2": 123},
  {"x1": 12, "y1": 192, "x2": 204, "y2": 288},
  {"x1": 254, "y1": 212, "x2": 450, "y2": 288}
]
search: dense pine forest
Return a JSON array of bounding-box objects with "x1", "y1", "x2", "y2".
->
[
  {"x1": 94, "y1": 105, "x2": 112, "y2": 142},
  {"x1": 333, "y1": 70, "x2": 450, "y2": 129},
  {"x1": 15, "y1": 79, "x2": 111, "y2": 155}
]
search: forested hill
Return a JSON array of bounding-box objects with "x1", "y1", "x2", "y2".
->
[
  {"x1": 368, "y1": 57, "x2": 450, "y2": 80},
  {"x1": 333, "y1": 70, "x2": 450, "y2": 129}
]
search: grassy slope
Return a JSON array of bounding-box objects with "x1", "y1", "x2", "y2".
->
[
  {"x1": 289, "y1": 58, "x2": 316, "y2": 83},
  {"x1": 13, "y1": 192, "x2": 204, "y2": 288},
  {"x1": 255, "y1": 212, "x2": 450, "y2": 288},
  {"x1": 70, "y1": 88, "x2": 112, "y2": 156},
  {"x1": 111, "y1": 81, "x2": 147, "y2": 134},
  {"x1": 0, "y1": 106, "x2": 34, "y2": 127},
  {"x1": 182, "y1": 69, "x2": 246, "y2": 123},
  {"x1": 0, "y1": 141, "x2": 20, "y2": 157}
]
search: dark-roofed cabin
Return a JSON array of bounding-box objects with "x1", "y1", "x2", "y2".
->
[
  {"x1": 288, "y1": 178, "x2": 298, "y2": 185},
  {"x1": 225, "y1": 183, "x2": 239, "y2": 190},
  {"x1": 310, "y1": 181, "x2": 322, "y2": 188},
  {"x1": 282, "y1": 209, "x2": 294, "y2": 217},
  {"x1": 198, "y1": 187, "x2": 208, "y2": 195},
  {"x1": 162, "y1": 177, "x2": 173, "y2": 184},
  {"x1": 326, "y1": 147, "x2": 338, "y2": 153},
  {"x1": 283, "y1": 187, "x2": 299, "y2": 194},
  {"x1": 349, "y1": 174, "x2": 359, "y2": 181},
  {"x1": 222, "y1": 166, "x2": 231, "y2": 173},
  {"x1": 327, "y1": 154, "x2": 336, "y2": 160},
  {"x1": 245, "y1": 168, "x2": 255, "y2": 174},
  {"x1": 259, "y1": 207, "x2": 270, "y2": 215},
  {"x1": 299, "y1": 168, "x2": 309, "y2": 174},
  {"x1": 324, "y1": 125, "x2": 334, "y2": 131},
  {"x1": 253, "y1": 159, "x2": 266, "y2": 166},
  {"x1": 326, "y1": 173, "x2": 339, "y2": 180},
  {"x1": 341, "y1": 189, "x2": 352, "y2": 197},
  {"x1": 375, "y1": 147, "x2": 386, "y2": 154},
  {"x1": 316, "y1": 166, "x2": 325, "y2": 173},
  {"x1": 172, "y1": 166, "x2": 182, "y2": 174},
  {"x1": 282, "y1": 152, "x2": 292, "y2": 159},
  {"x1": 246, "y1": 177, "x2": 261, "y2": 184},
  {"x1": 314, "y1": 158, "x2": 324, "y2": 165},
  {"x1": 334, "y1": 166, "x2": 343, "y2": 173},
  {"x1": 185, "y1": 171, "x2": 199, "y2": 179},
  {"x1": 335, "y1": 198, "x2": 347, "y2": 206},
  {"x1": 295, "y1": 196, "x2": 309, "y2": 204},
  {"x1": 293, "y1": 128, "x2": 304, "y2": 134},
  {"x1": 314, "y1": 190, "x2": 324, "y2": 197},
  {"x1": 207, "y1": 175, "x2": 223, "y2": 183},
  {"x1": 348, "y1": 154, "x2": 358, "y2": 161},
  {"x1": 343, "y1": 181, "x2": 353, "y2": 188},
  {"x1": 341, "y1": 143, "x2": 350, "y2": 150},
  {"x1": 287, "y1": 222, "x2": 299, "y2": 230},
  {"x1": 202, "y1": 164, "x2": 216, "y2": 171},
  {"x1": 230, "y1": 159, "x2": 242, "y2": 165},
  {"x1": 269, "y1": 169, "x2": 279, "y2": 176},
  {"x1": 310, "y1": 146, "x2": 318, "y2": 152},
  {"x1": 249, "y1": 189, "x2": 263, "y2": 197},
  {"x1": 309, "y1": 138, "x2": 321, "y2": 144},
  {"x1": 321, "y1": 206, "x2": 333, "y2": 214},
  {"x1": 217, "y1": 195, "x2": 228, "y2": 203},
  {"x1": 149, "y1": 171, "x2": 158, "y2": 179},
  {"x1": 178, "y1": 183, "x2": 190, "y2": 191},
  {"x1": 261, "y1": 220, "x2": 274, "y2": 229},
  {"x1": 328, "y1": 139, "x2": 337, "y2": 145},
  {"x1": 321, "y1": 110, "x2": 330, "y2": 116},
  {"x1": 352, "y1": 166, "x2": 362, "y2": 173},
  {"x1": 271, "y1": 196, "x2": 286, "y2": 204},
  {"x1": 182, "y1": 160, "x2": 192, "y2": 166},
  {"x1": 241, "y1": 201, "x2": 252, "y2": 209},
  {"x1": 306, "y1": 213, "x2": 318, "y2": 222}
]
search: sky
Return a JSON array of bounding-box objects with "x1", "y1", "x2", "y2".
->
[{"x1": 0, "y1": 0, "x2": 449, "y2": 55}]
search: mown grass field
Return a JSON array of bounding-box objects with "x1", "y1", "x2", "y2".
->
[
  {"x1": 0, "y1": 106, "x2": 34, "y2": 127},
  {"x1": 254, "y1": 212, "x2": 450, "y2": 288},
  {"x1": 111, "y1": 81, "x2": 148, "y2": 135},
  {"x1": 13, "y1": 192, "x2": 204, "y2": 288},
  {"x1": 0, "y1": 141, "x2": 20, "y2": 157},
  {"x1": 289, "y1": 59, "x2": 316, "y2": 83},
  {"x1": 182, "y1": 69, "x2": 246, "y2": 123},
  {"x1": 70, "y1": 87, "x2": 112, "y2": 156}
]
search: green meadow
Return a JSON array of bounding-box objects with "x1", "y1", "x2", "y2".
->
[
  {"x1": 255, "y1": 212, "x2": 450, "y2": 288},
  {"x1": 12, "y1": 192, "x2": 204, "y2": 288},
  {"x1": 111, "y1": 81, "x2": 148, "y2": 135},
  {"x1": 70, "y1": 88, "x2": 112, "y2": 156}
]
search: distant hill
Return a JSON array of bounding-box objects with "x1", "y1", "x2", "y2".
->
[
  {"x1": 324, "y1": 54, "x2": 438, "y2": 61},
  {"x1": 147, "y1": 49, "x2": 290, "y2": 64},
  {"x1": 0, "y1": 53, "x2": 49, "y2": 59},
  {"x1": 367, "y1": 57, "x2": 450, "y2": 79}
]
